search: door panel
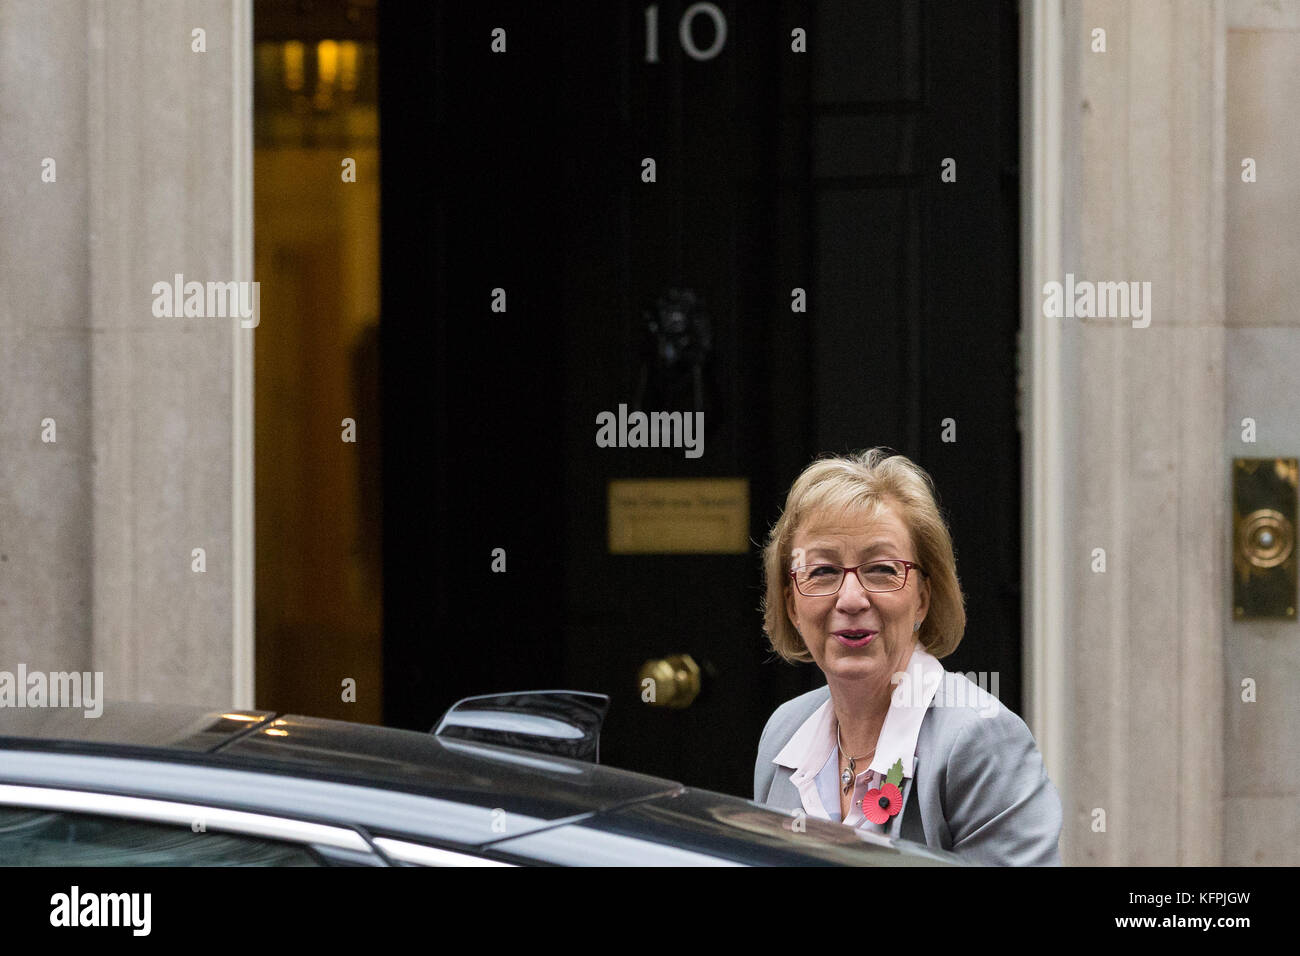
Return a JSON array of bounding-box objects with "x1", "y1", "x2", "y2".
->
[{"x1": 380, "y1": 0, "x2": 1021, "y2": 797}]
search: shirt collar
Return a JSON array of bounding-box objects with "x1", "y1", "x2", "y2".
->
[
  {"x1": 771, "y1": 692, "x2": 837, "y2": 785},
  {"x1": 772, "y1": 644, "x2": 945, "y2": 781}
]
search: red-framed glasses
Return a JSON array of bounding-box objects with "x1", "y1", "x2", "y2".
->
[{"x1": 788, "y1": 559, "x2": 926, "y2": 597}]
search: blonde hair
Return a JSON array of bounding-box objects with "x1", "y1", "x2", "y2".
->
[{"x1": 760, "y1": 448, "x2": 966, "y2": 663}]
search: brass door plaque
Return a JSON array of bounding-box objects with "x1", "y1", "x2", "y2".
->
[
  {"x1": 608, "y1": 478, "x2": 749, "y2": 554},
  {"x1": 1233, "y1": 458, "x2": 1298, "y2": 619}
]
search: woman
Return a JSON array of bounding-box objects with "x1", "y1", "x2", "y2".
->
[{"x1": 753, "y1": 448, "x2": 1061, "y2": 865}]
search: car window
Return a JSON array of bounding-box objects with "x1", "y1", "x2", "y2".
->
[{"x1": 0, "y1": 806, "x2": 325, "y2": 866}]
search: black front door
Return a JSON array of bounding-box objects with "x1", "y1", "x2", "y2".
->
[{"x1": 380, "y1": 0, "x2": 1022, "y2": 798}]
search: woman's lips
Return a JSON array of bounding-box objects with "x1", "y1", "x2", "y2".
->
[{"x1": 833, "y1": 629, "x2": 877, "y2": 648}]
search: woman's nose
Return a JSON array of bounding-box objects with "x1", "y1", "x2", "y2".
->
[{"x1": 836, "y1": 570, "x2": 872, "y2": 607}]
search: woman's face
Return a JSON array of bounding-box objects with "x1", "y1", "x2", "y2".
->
[{"x1": 785, "y1": 500, "x2": 930, "y2": 694}]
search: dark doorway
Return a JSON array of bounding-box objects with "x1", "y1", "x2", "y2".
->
[{"x1": 380, "y1": 0, "x2": 1022, "y2": 798}]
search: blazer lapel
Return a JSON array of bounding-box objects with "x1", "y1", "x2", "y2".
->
[{"x1": 886, "y1": 757, "x2": 918, "y2": 841}]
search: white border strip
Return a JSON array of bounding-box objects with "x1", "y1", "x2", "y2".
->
[
  {"x1": 1021, "y1": 0, "x2": 1066, "y2": 788},
  {"x1": 373, "y1": 837, "x2": 516, "y2": 867},
  {"x1": 0, "y1": 784, "x2": 370, "y2": 852},
  {"x1": 231, "y1": 0, "x2": 256, "y2": 709}
]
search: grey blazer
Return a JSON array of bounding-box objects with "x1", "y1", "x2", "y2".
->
[{"x1": 753, "y1": 674, "x2": 1062, "y2": 865}]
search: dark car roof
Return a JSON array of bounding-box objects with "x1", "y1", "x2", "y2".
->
[
  {"x1": 0, "y1": 702, "x2": 961, "y2": 865},
  {"x1": 0, "y1": 703, "x2": 278, "y2": 752},
  {"x1": 0, "y1": 702, "x2": 680, "y2": 810}
]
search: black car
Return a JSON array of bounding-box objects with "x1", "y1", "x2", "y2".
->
[{"x1": 0, "y1": 691, "x2": 961, "y2": 866}]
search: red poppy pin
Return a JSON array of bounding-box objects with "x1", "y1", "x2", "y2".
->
[{"x1": 862, "y1": 759, "x2": 905, "y2": 824}]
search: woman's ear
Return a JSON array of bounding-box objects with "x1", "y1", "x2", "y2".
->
[{"x1": 784, "y1": 586, "x2": 799, "y2": 635}]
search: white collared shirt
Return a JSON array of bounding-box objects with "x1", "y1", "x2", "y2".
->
[{"x1": 771, "y1": 643, "x2": 946, "y2": 829}]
